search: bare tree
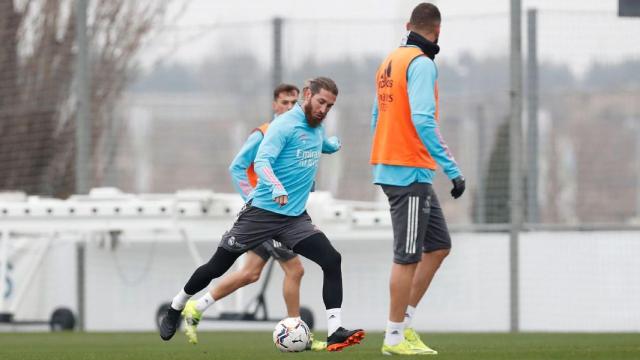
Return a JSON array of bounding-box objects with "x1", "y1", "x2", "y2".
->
[{"x1": 0, "y1": 0, "x2": 174, "y2": 197}]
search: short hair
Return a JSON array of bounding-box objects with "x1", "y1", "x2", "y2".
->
[
  {"x1": 409, "y1": 3, "x2": 441, "y2": 33},
  {"x1": 302, "y1": 78, "x2": 312, "y2": 92},
  {"x1": 273, "y1": 83, "x2": 300, "y2": 100},
  {"x1": 307, "y1": 77, "x2": 339, "y2": 97}
]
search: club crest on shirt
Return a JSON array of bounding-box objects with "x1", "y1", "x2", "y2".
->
[
  {"x1": 299, "y1": 133, "x2": 308, "y2": 142},
  {"x1": 422, "y1": 195, "x2": 432, "y2": 215},
  {"x1": 228, "y1": 236, "x2": 236, "y2": 246}
]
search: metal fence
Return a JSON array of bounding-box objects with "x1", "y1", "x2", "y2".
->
[{"x1": 1, "y1": 5, "x2": 640, "y2": 227}]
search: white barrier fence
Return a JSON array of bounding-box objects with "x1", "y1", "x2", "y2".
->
[{"x1": 1, "y1": 189, "x2": 639, "y2": 332}]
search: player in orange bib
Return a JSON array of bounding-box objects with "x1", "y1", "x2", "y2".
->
[{"x1": 371, "y1": 3, "x2": 466, "y2": 356}]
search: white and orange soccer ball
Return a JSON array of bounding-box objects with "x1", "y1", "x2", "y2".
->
[{"x1": 272, "y1": 317, "x2": 311, "y2": 352}]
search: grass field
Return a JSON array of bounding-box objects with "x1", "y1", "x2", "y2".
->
[{"x1": 1, "y1": 331, "x2": 639, "y2": 360}]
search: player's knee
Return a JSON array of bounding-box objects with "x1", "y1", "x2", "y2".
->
[
  {"x1": 240, "y1": 269, "x2": 261, "y2": 285},
  {"x1": 324, "y1": 249, "x2": 341, "y2": 269},
  {"x1": 290, "y1": 264, "x2": 304, "y2": 281},
  {"x1": 433, "y1": 248, "x2": 450, "y2": 263}
]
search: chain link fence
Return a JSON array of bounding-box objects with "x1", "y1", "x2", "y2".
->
[{"x1": 1, "y1": 5, "x2": 639, "y2": 227}]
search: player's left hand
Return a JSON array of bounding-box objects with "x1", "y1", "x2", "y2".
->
[
  {"x1": 323, "y1": 136, "x2": 341, "y2": 154},
  {"x1": 450, "y1": 176, "x2": 466, "y2": 199}
]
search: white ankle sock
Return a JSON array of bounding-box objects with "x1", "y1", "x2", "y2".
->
[
  {"x1": 170, "y1": 289, "x2": 191, "y2": 311},
  {"x1": 384, "y1": 320, "x2": 404, "y2": 346},
  {"x1": 195, "y1": 292, "x2": 215, "y2": 313},
  {"x1": 404, "y1": 305, "x2": 416, "y2": 328},
  {"x1": 326, "y1": 308, "x2": 342, "y2": 336}
]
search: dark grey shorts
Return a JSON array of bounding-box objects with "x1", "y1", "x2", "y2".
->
[
  {"x1": 251, "y1": 240, "x2": 297, "y2": 262},
  {"x1": 219, "y1": 204, "x2": 321, "y2": 254},
  {"x1": 381, "y1": 182, "x2": 451, "y2": 264}
]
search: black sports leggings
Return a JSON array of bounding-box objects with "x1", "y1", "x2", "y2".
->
[
  {"x1": 183, "y1": 232, "x2": 343, "y2": 309},
  {"x1": 293, "y1": 232, "x2": 343, "y2": 309},
  {"x1": 183, "y1": 247, "x2": 242, "y2": 295}
]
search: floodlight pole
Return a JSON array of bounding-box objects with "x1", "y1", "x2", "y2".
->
[
  {"x1": 75, "y1": 0, "x2": 90, "y2": 332},
  {"x1": 476, "y1": 105, "x2": 487, "y2": 224},
  {"x1": 272, "y1": 17, "x2": 283, "y2": 90},
  {"x1": 509, "y1": 0, "x2": 523, "y2": 333},
  {"x1": 526, "y1": 8, "x2": 539, "y2": 224},
  {"x1": 75, "y1": 0, "x2": 91, "y2": 194},
  {"x1": 636, "y1": 120, "x2": 640, "y2": 218}
]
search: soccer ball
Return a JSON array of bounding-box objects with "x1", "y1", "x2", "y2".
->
[{"x1": 272, "y1": 317, "x2": 311, "y2": 352}]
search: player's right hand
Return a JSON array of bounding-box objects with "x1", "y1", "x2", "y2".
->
[{"x1": 274, "y1": 195, "x2": 288, "y2": 206}]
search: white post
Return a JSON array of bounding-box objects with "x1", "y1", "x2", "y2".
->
[{"x1": 0, "y1": 229, "x2": 9, "y2": 312}]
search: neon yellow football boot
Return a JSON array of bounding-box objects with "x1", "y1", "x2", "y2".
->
[
  {"x1": 382, "y1": 339, "x2": 427, "y2": 355},
  {"x1": 306, "y1": 333, "x2": 328, "y2": 351},
  {"x1": 181, "y1": 300, "x2": 202, "y2": 345},
  {"x1": 404, "y1": 328, "x2": 438, "y2": 355}
]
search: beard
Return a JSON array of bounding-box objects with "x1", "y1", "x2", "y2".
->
[{"x1": 304, "y1": 102, "x2": 324, "y2": 128}]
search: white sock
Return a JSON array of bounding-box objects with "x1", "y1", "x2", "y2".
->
[
  {"x1": 384, "y1": 320, "x2": 405, "y2": 346},
  {"x1": 170, "y1": 289, "x2": 191, "y2": 311},
  {"x1": 195, "y1": 292, "x2": 215, "y2": 313},
  {"x1": 404, "y1": 305, "x2": 416, "y2": 328},
  {"x1": 326, "y1": 308, "x2": 342, "y2": 336}
]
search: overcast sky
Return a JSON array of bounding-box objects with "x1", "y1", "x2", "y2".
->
[
  {"x1": 169, "y1": 0, "x2": 615, "y2": 24},
  {"x1": 139, "y1": 0, "x2": 639, "y2": 75}
]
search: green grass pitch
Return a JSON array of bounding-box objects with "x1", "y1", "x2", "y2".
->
[{"x1": 1, "y1": 331, "x2": 639, "y2": 359}]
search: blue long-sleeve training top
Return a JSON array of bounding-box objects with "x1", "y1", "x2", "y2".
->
[
  {"x1": 250, "y1": 104, "x2": 325, "y2": 216},
  {"x1": 229, "y1": 117, "x2": 341, "y2": 202}
]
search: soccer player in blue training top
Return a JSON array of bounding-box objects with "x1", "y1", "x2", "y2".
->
[
  {"x1": 160, "y1": 77, "x2": 365, "y2": 352},
  {"x1": 371, "y1": 2, "x2": 465, "y2": 356},
  {"x1": 178, "y1": 83, "x2": 339, "y2": 351}
]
